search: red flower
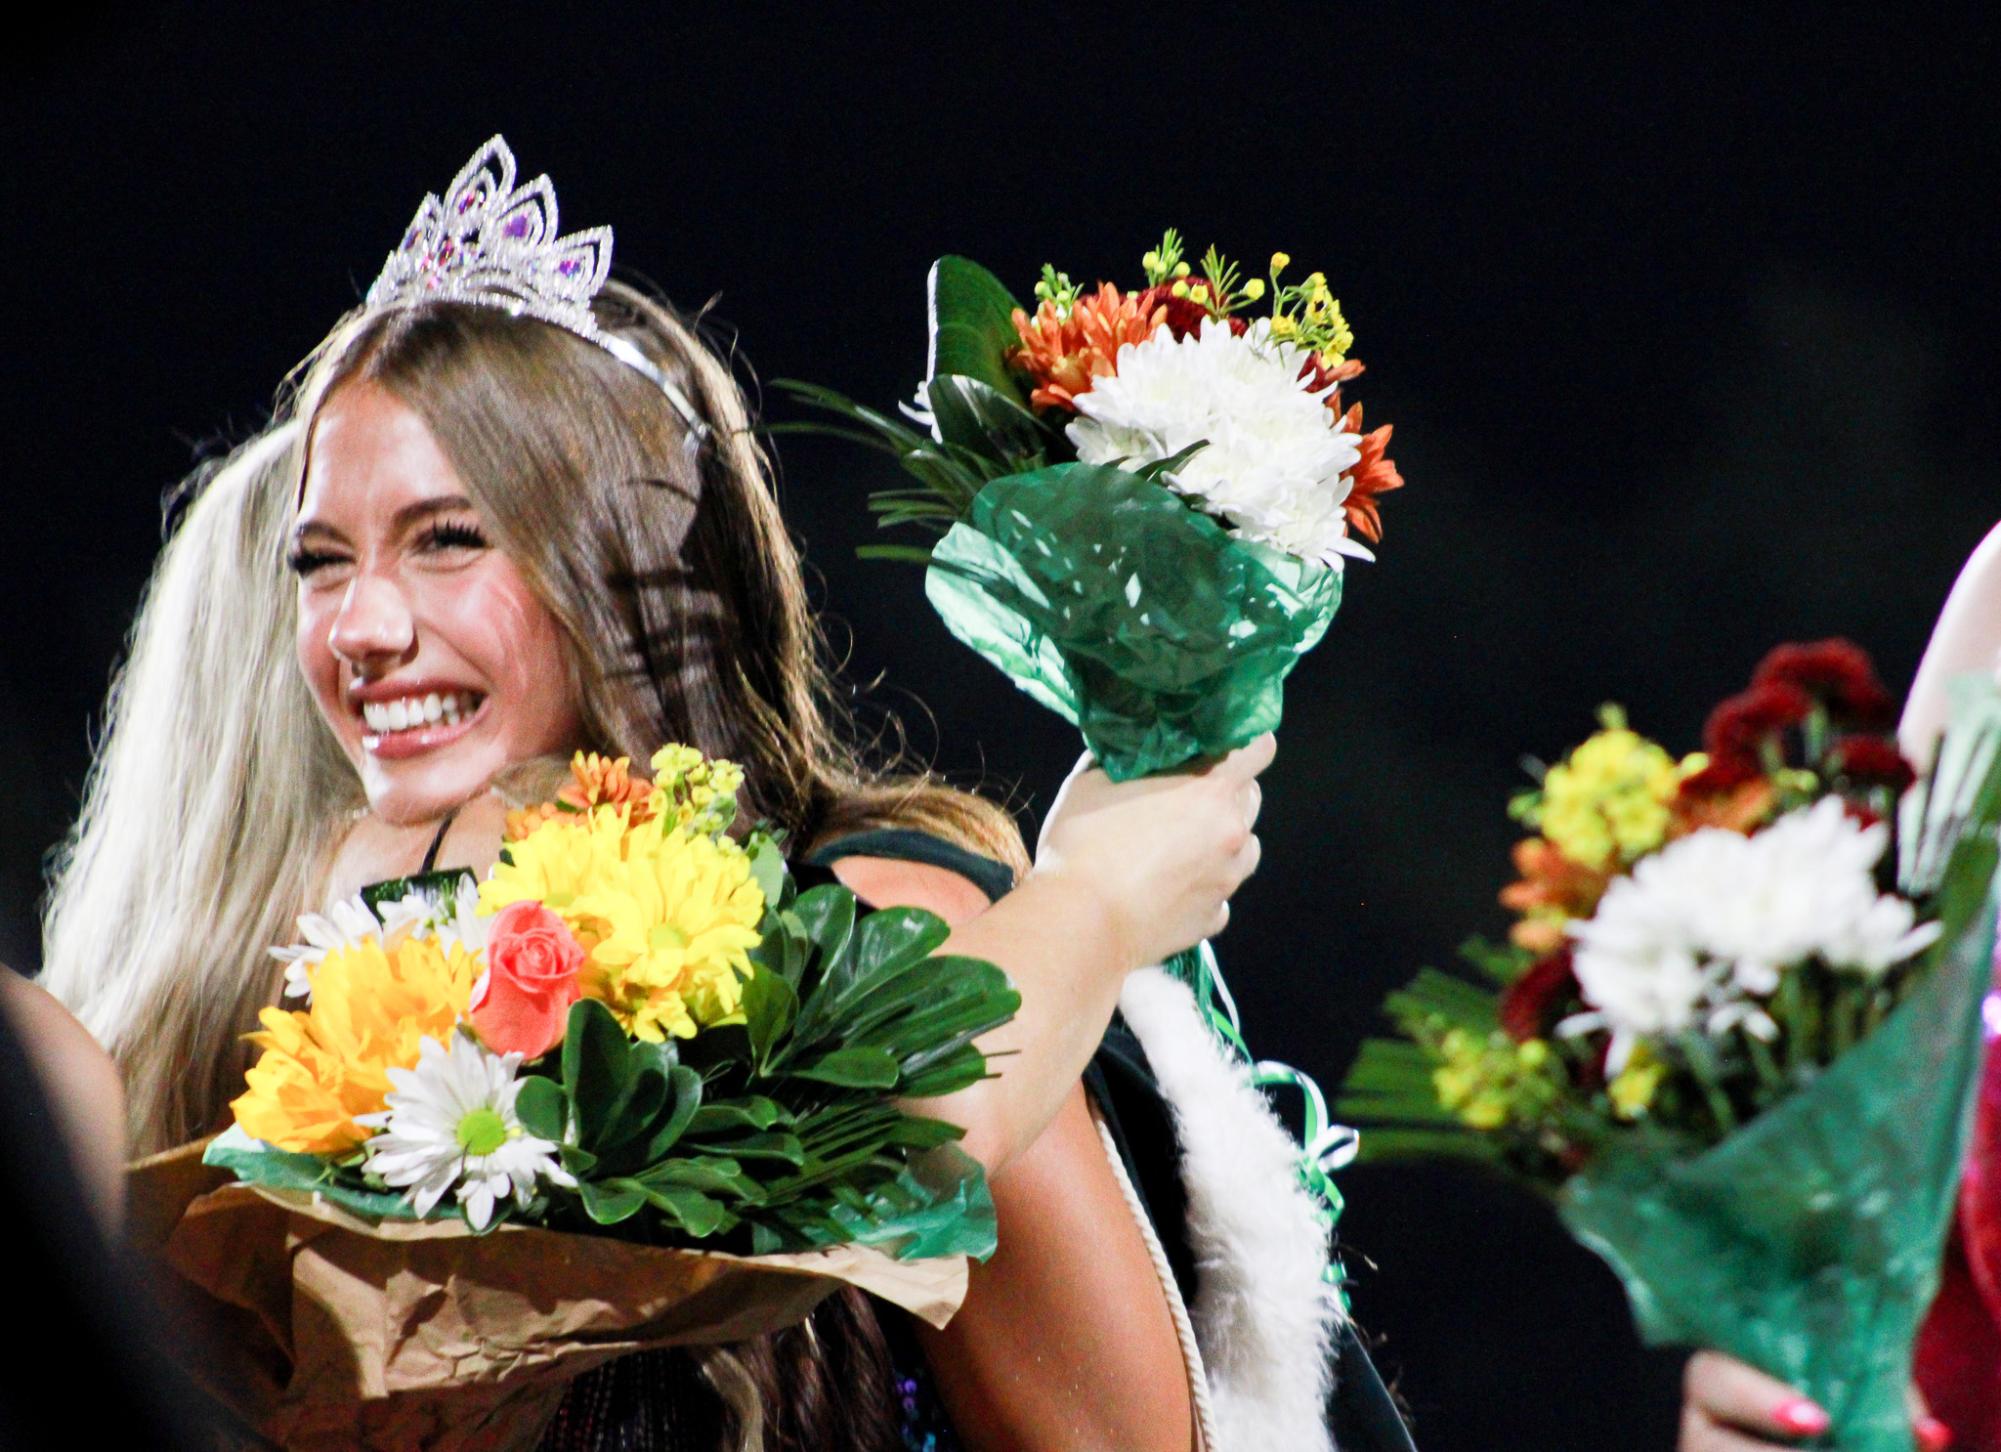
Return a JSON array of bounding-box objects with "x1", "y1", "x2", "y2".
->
[
  {"x1": 469, "y1": 900, "x2": 585, "y2": 1060},
  {"x1": 1499, "y1": 947, "x2": 1581, "y2": 1043},
  {"x1": 1752, "y1": 639, "x2": 1896, "y2": 729},
  {"x1": 1334, "y1": 401, "x2": 1402, "y2": 544},
  {"x1": 1138, "y1": 284, "x2": 1232, "y2": 341},
  {"x1": 1828, "y1": 735, "x2": 1917, "y2": 793},
  {"x1": 1703, "y1": 681, "x2": 1814, "y2": 765}
]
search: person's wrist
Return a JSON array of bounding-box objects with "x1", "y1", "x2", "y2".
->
[{"x1": 1018, "y1": 864, "x2": 1144, "y2": 973}]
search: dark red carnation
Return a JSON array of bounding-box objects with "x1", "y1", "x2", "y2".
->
[
  {"x1": 1828, "y1": 735, "x2": 1917, "y2": 793},
  {"x1": 1702, "y1": 681, "x2": 1815, "y2": 765},
  {"x1": 1752, "y1": 639, "x2": 1896, "y2": 729},
  {"x1": 1499, "y1": 947, "x2": 1581, "y2": 1043},
  {"x1": 1138, "y1": 284, "x2": 1249, "y2": 341}
]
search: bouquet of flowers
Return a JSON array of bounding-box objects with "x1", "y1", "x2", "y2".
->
[
  {"x1": 779, "y1": 235, "x2": 1404, "y2": 1237},
  {"x1": 779, "y1": 229, "x2": 1402, "y2": 783},
  {"x1": 1336, "y1": 642, "x2": 2001, "y2": 1451},
  {"x1": 135, "y1": 745, "x2": 1018, "y2": 1450}
]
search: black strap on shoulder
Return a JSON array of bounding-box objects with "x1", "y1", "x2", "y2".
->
[
  {"x1": 418, "y1": 807, "x2": 463, "y2": 875},
  {"x1": 804, "y1": 827, "x2": 1015, "y2": 904}
]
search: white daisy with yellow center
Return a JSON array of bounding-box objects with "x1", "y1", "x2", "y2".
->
[{"x1": 358, "y1": 1029, "x2": 572, "y2": 1229}]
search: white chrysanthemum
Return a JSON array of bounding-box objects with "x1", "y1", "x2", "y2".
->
[
  {"x1": 274, "y1": 874, "x2": 488, "y2": 1001},
  {"x1": 1066, "y1": 317, "x2": 1370, "y2": 568},
  {"x1": 1567, "y1": 797, "x2": 1939, "y2": 1070},
  {"x1": 356, "y1": 1028, "x2": 572, "y2": 1230}
]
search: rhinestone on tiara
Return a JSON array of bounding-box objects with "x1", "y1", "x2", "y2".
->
[{"x1": 363, "y1": 135, "x2": 706, "y2": 438}]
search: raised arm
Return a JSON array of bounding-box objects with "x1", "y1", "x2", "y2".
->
[
  {"x1": 1901, "y1": 519, "x2": 2001, "y2": 766},
  {"x1": 913, "y1": 735, "x2": 1272, "y2": 1176}
]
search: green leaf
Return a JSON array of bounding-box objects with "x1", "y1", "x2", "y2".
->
[
  {"x1": 514, "y1": 1075, "x2": 567, "y2": 1142},
  {"x1": 925, "y1": 374, "x2": 1048, "y2": 463},
  {"x1": 791, "y1": 1045, "x2": 902, "y2": 1089},
  {"x1": 741, "y1": 968, "x2": 800, "y2": 1073},
  {"x1": 790, "y1": 885, "x2": 857, "y2": 969},
  {"x1": 644, "y1": 1186, "x2": 730, "y2": 1238},
  {"x1": 686, "y1": 1096, "x2": 787, "y2": 1134},
  {"x1": 683, "y1": 1128, "x2": 805, "y2": 1164},
  {"x1": 897, "y1": 1042, "x2": 992, "y2": 1099},
  {"x1": 578, "y1": 1176, "x2": 648, "y2": 1226},
  {"x1": 562, "y1": 1000, "x2": 635, "y2": 1143},
  {"x1": 634, "y1": 1065, "x2": 706, "y2": 1164},
  {"x1": 857, "y1": 544, "x2": 940, "y2": 565},
  {"x1": 748, "y1": 833, "x2": 789, "y2": 911},
  {"x1": 638, "y1": 1156, "x2": 759, "y2": 1200},
  {"x1": 203, "y1": 1127, "x2": 422, "y2": 1221},
  {"x1": 359, "y1": 868, "x2": 478, "y2": 920},
  {"x1": 926, "y1": 255, "x2": 1028, "y2": 403}
]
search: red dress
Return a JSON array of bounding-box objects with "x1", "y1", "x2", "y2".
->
[{"x1": 1914, "y1": 989, "x2": 2001, "y2": 1450}]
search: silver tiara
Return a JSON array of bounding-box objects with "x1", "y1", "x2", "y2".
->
[{"x1": 364, "y1": 135, "x2": 706, "y2": 438}]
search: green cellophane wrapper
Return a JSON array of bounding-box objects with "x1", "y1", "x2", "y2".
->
[
  {"x1": 1557, "y1": 859, "x2": 1998, "y2": 1451},
  {"x1": 926, "y1": 463, "x2": 1342, "y2": 782}
]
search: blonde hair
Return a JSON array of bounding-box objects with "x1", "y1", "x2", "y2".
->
[
  {"x1": 40, "y1": 424, "x2": 359, "y2": 1152},
  {"x1": 49, "y1": 285, "x2": 1024, "y2": 1158}
]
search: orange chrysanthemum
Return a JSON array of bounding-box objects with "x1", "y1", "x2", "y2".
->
[
  {"x1": 1336, "y1": 402, "x2": 1403, "y2": 544},
  {"x1": 1009, "y1": 284, "x2": 1166, "y2": 412},
  {"x1": 1499, "y1": 837, "x2": 1610, "y2": 954},
  {"x1": 1670, "y1": 775, "x2": 1777, "y2": 838},
  {"x1": 504, "y1": 753, "x2": 658, "y2": 842},
  {"x1": 505, "y1": 801, "x2": 563, "y2": 842},
  {"x1": 560, "y1": 753, "x2": 657, "y2": 823}
]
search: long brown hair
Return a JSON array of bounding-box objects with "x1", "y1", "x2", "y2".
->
[
  {"x1": 287, "y1": 286, "x2": 1017, "y2": 1450},
  {"x1": 288, "y1": 283, "x2": 1027, "y2": 874}
]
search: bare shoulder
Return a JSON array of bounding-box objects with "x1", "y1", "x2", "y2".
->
[
  {"x1": 0, "y1": 968, "x2": 127, "y2": 1227},
  {"x1": 827, "y1": 855, "x2": 996, "y2": 927}
]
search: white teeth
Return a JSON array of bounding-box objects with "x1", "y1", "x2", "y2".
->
[{"x1": 361, "y1": 691, "x2": 480, "y2": 736}]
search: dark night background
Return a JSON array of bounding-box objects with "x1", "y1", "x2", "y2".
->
[{"x1": 5, "y1": 7, "x2": 1999, "y2": 1448}]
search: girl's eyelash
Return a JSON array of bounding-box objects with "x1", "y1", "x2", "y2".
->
[
  {"x1": 420, "y1": 520, "x2": 489, "y2": 550},
  {"x1": 285, "y1": 548, "x2": 341, "y2": 576}
]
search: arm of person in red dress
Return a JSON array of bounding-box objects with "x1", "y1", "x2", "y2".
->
[{"x1": 832, "y1": 853, "x2": 1197, "y2": 1452}]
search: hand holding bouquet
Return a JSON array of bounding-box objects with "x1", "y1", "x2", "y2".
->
[
  {"x1": 1338, "y1": 642, "x2": 2001, "y2": 1450},
  {"x1": 135, "y1": 745, "x2": 1019, "y2": 1449}
]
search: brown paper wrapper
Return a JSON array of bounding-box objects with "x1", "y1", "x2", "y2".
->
[{"x1": 129, "y1": 1140, "x2": 969, "y2": 1451}]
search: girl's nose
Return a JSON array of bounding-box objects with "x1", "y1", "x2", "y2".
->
[{"x1": 327, "y1": 571, "x2": 416, "y2": 668}]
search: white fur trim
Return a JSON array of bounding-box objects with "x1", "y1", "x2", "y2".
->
[{"x1": 1118, "y1": 966, "x2": 1344, "y2": 1452}]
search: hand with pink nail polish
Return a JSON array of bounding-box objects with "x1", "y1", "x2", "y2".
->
[{"x1": 1680, "y1": 1351, "x2": 1953, "y2": 1451}]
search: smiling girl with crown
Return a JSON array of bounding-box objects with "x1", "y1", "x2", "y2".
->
[{"x1": 35, "y1": 137, "x2": 1412, "y2": 1450}]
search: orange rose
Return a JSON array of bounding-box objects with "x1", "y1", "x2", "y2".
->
[{"x1": 469, "y1": 900, "x2": 584, "y2": 1060}]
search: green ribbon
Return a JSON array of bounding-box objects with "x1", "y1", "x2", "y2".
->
[{"x1": 1166, "y1": 942, "x2": 1356, "y2": 1292}]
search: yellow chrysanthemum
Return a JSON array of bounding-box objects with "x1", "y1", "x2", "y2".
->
[
  {"x1": 481, "y1": 807, "x2": 765, "y2": 1043},
  {"x1": 481, "y1": 805, "x2": 628, "y2": 922},
  {"x1": 1538, "y1": 723, "x2": 1683, "y2": 869},
  {"x1": 231, "y1": 935, "x2": 479, "y2": 1155},
  {"x1": 572, "y1": 822, "x2": 765, "y2": 1042}
]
